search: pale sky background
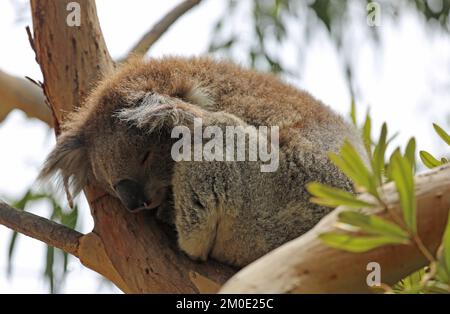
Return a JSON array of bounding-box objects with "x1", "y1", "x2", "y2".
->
[{"x1": 0, "y1": 0, "x2": 449, "y2": 293}]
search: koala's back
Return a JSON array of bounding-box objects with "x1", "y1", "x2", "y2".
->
[{"x1": 91, "y1": 56, "x2": 362, "y2": 157}]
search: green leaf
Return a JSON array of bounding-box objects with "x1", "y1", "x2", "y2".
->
[
  {"x1": 420, "y1": 150, "x2": 443, "y2": 169},
  {"x1": 8, "y1": 189, "x2": 49, "y2": 276},
  {"x1": 45, "y1": 245, "x2": 55, "y2": 294},
  {"x1": 319, "y1": 232, "x2": 408, "y2": 253},
  {"x1": 61, "y1": 206, "x2": 78, "y2": 229},
  {"x1": 338, "y1": 211, "x2": 410, "y2": 241},
  {"x1": 394, "y1": 267, "x2": 426, "y2": 293},
  {"x1": 7, "y1": 231, "x2": 19, "y2": 276},
  {"x1": 362, "y1": 110, "x2": 372, "y2": 154},
  {"x1": 372, "y1": 123, "x2": 388, "y2": 185},
  {"x1": 350, "y1": 100, "x2": 357, "y2": 127},
  {"x1": 436, "y1": 213, "x2": 450, "y2": 283},
  {"x1": 433, "y1": 123, "x2": 450, "y2": 146},
  {"x1": 50, "y1": 200, "x2": 62, "y2": 221},
  {"x1": 423, "y1": 281, "x2": 450, "y2": 294},
  {"x1": 307, "y1": 183, "x2": 375, "y2": 209},
  {"x1": 389, "y1": 151, "x2": 417, "y2": 233},
  {"x1": 63, "y1": 251, "x2": 69, "y2": 274},
  {"x1": 404, "y1": 137, "x2": 416, "y2": 172},
  {"x1": 329, "y1": 141, "x2": 377, "y2": 196}
]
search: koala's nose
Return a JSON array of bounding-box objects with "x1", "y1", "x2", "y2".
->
[{"x1": 114, "y1": 179, "x2": 149, "y2": 212}]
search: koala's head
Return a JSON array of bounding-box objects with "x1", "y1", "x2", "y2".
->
[
  {"x1": 38, "y1": 93, "x2": 178, "y2": 213},
  {"x1": 39, "y1": 56, "x2": 215, "y2": 212}
]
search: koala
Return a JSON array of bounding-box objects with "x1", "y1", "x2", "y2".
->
[{"x1": 39, "y1": 56, "x2": 365, "y2": 267}]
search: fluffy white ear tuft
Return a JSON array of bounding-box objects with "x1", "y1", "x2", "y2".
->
[
  {"x1": 38, "y1": 131, "x2": 90, "y2": 197},
  {"x1": 115, "y1": 92, "x2": 203, "y2": 133}
]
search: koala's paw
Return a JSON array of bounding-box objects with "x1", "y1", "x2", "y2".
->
[{"x1": 178, "y1": 234, "x2": 212, "y2": 263}]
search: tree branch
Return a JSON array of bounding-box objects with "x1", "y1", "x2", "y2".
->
[
  {"x1": 0, "y1": 70, "x2": 51, "y2": 125},
  {"x1": 0, "y1": 1, "x2": 201, "y2": 126},
  {"x1": 5, "y1": 0, "x2": 449, "y2": 294},
  {"x1": 124, "y1": 0, "x2": 202, "y2": 61},
  {"x1": 0, "y1": 201, "x2": 132, "y2": 292},
  {"x1": 29, "y1": 0, "x2": 235, "y2": 293},
  {"x1": 220, "y1": 163, "x2": 450, "y2": 293},
  {"x1": 0, "y1": 201, "x2": 81, "y2": 256}
]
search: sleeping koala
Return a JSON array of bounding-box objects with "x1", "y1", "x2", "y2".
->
[{"x1": 39, "y1": 56, "x2": 365, "y2": 267}]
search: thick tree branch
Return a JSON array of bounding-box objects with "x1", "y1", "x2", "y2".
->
[
  {"x1": 0, "y1": 70, "x2": 51, "y2": 125},
  {"x1": 29, "y1": 0, "x2": 235, "y2": 293},
  {"x1": 0, "y1": 201, "x2": 81, "y2": 256},
  {"x1": 220, "y1": 163, "x2": 450, "y2": 293},
  {"x1": 0, "y1": 201, "x2": 131, "y2": 292},
  {"x1": 124, "y1": 0, "x2": 202, "y2": 61},
  {"x1": 0, "y1": 1, "x2": 201, "y2": 126}
]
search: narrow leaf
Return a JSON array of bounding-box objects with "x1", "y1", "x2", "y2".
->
[
  {"x1": 436, "y1": 213, "x2": 450, "y2": 283},
  {"x1": 362, "y1": 111, "x2": 372, "y2": 154},
  {"x1": 372, "y1": 123, "x2": 388, "y2": 185},
  {"x1": 433, "y1": 123, "x2": 450, "y2": 146},
  {"x1": 45, "y1": 245, "x2": 55, "y2": 294},
  {"x1": 319, "y1": 232, "x2": 408, "y2": 253},
  {"x1": 404, "y1": 137, "x2": 416, "y2": 172},
  {"x1": 390, "y1": 151, "x2": 417, "y2": 233},
  {"x1": 420, "y1": 150, "x2": 443, "y2": 169},
  {"x1": 307, "y1": 183, "x2": 375, "y2": 209},
  {"x1": 333, "y1": 141, "x2": 375, "y2": 195},
  {"x1": 338, "y1": 211, "x2": 410, "y2": 241},
  {"x1": 7, "y1": 231, "x2": 19, "y2": 276},
  {"x1": 350, "y1": 100, "x2": 357, "y2": 127}
]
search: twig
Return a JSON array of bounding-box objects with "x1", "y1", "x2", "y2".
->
[
  {"x1": 26, "y1": 26, "x2": 38, "y2": 64},
  {"x1": 0, "y1": 202, "x2": 82, "y2": 257},
  {"x1": 124, "y1": 0, "x2": 202, "y2": 61}
]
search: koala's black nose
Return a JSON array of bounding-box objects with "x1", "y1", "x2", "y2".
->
[{"x1": 114, "y1": 179, "x2": 149, "y2": 212}]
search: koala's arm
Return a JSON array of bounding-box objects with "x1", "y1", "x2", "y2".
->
[
  {"x1": 170, "y1": 110, "x2": 353, "y2": 266},
  {"x1": 168, "y1": 108, "x2": 284, "y2": 265},
  {"x1": 161, "y1": 105, "x2": 257, "y2": 263}
]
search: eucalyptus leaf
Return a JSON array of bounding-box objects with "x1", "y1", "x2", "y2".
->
[
  {"x1": 436, "y1": 213, "x2": 450, "y2": 283},
  {"x1": 404, "y1": 137, "x2": 417, "y2": 172},
  {"x1": 45, "y1": 245, "x2": 55, "y2": 294},
  {"x1": 389, "y1": 151, "x2": 417, "y2": 233},
  {"x1": 307, "y1": 183, "x2": 375, "y2": 208},
  {"x1": 420, "y1": 150, "x2": 442, "y2": 169},
  {"x1": 433, "y1": 123, "x2": 450, "y2": 146},
  {"x1": 372, "y1": 123, "x2": 388, "y2": 185},
  {"x1": 350, "y1": 100, "x2": 357, "y2": 127},
  {"x1": 338, "y1": 211, "x2": 410, "y2": 241},
  {"x1": 7, "y1": 231, "x2": 18, "y2": 276},
  {"x1": 329, "y1": 141, "x2": 375, "y2": 196},
  {"x1": 362, "y1": 110, "x2": 372, "y2": 155},
  {"x1": 319, "y1": 232, "x2": 408, "y2": 253}
]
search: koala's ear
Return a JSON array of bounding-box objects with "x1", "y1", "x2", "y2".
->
[
  {"x1": 38, "y1": 131, "x2": 90, "y2": 197},
  {"x1": 115, "y1": 92, "x2": 205, "y2": 133}
]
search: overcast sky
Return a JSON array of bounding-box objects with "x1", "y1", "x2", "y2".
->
[{"x1": 0, "y1": 0, "x2": 449, "y2": 293}]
